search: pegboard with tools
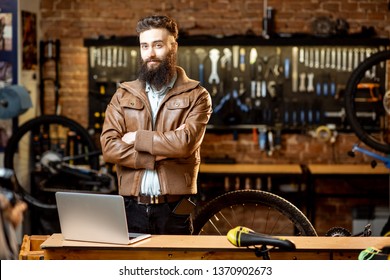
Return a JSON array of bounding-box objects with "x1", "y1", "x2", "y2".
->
[{"x1": 84, "y1": 35, "x2": 389, "y2": 137}]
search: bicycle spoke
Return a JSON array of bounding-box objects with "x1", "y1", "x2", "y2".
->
[
  {"x1": 193, "y1": 190, "x2": 317, "y2": 236},
  {"x1": 199, "y1": 203, "x2": 298, "y2": 235},
  {"x1": 201, "y1": 217, "x2": 222, "y2": 235},
  {"x1": 250, "y1": 203, "x2": 258, "y2": 229}
]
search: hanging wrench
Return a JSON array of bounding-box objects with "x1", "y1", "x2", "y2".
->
[
  {"x1": 195, "y1": 48, "x2": 207, "y2": 85},
  {"x1": 220, "y1": 48, "x2": 232, "y2": 70},
  {"x1": 208, "y1": 48, "x2": 220, "y2": 84}
]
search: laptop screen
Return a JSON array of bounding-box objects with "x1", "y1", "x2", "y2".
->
[{"x1": 56, "y1": 192, "x2": 134, "y2": 244}]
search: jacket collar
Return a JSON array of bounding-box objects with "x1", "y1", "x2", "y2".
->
[{"x1": 119, "y1": 66, "x2": 200, "y2": 99}]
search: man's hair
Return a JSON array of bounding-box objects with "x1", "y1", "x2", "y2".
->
[{"x1": 136, "y1": 15, "x2": 179, "y2": 40}]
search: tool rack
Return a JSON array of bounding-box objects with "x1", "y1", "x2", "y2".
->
[{"x1": 84, "y1": 35, "x2": 389, "y2": 138}]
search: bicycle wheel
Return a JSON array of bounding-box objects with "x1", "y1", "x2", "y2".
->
[
  {"x1": 344, "y1": 50, "x2": 390, "y2": 153},
  {"x1": 193, "y1": 190, "x2": 317, "y2": 236},
  {"x1": 3, "y1": 115, "x2": 100, "y2": 209}
]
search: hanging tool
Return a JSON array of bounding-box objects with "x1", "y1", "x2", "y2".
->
[
  {"x1": 208, "y1": 48, "x2": 221, "y2": 96},
  {"x1": 249, "y1": 48, "x2": 258, "y2": 99},
  {"x1": 117, "y1": 47, "x2": 123, "y2": 67},
  {"x1": 307, "y1": 72, "x2": 315, "y2": 92},
  {"x1": 267, "y1": 130, "x2": 274, "y2": 156},
  {"x1": 195, "y1": 48, "x2": 207, "y2": 86},
  {"x1": 309, "y1": 48, "x2": 315, "y2": 68},
  {"x1": 239, "y1": 48, "x2": 246, "y2": 72},
  {"x1": 258, "y1": 127, "x2": 267, "y2": 151},
  {"x1": 232, "y1": 45, "x2": 240, "y2": 69},
  {"x1": 208, "y1": 48, "x2": 221, "y2": 84},
  {"x1": 330, "y1": 48, "x2": 336, "y2": 69},
  {"x1": 267, "y1": 80, "x2": 277, "y2": 98},
  {"x1": 356, "y1": 83, "x2": 381, "y2": 102},
  {"x1": 123, "y1": 48, "x2": 128, "y2": 67},
  {"x1": 284, "y1": 58, "x2": 290, "y2": 79},
  {"x1": 107, "y1": 46, "x2": 112, "y2": 67},
  {"x1": 314, "y1": 48, "x2": 320, "y2": 68},
  {"x1": 220, "y1": 48, "x2": 232, "y2": 70},
  {"x1": 89, "y1": 47, "x2": 96, "y2": 68},
  {"x1": 220, "y1": 48, "x2": 232, "y2": 94},
  {"x1": 130, "y1": 50, "x2": 137, "y2": 79},
  {"x1": 273, "y1": 47, "x2": 283, "y2": 77},
  {"x1": 96, "y1": 47, "x2": 101, "y2": 66},
  {"x1": 320, "y1": 48, "x2": 325, "y2": 68},
  {"x1": 112, "y1": 47, "x2": 117, "y2": 67},
  {"x1": 291, "y1": 47, "x2": 299, "y2": 93},
  {"x1": 325, "y1": 48, "x2": 331, "y2": 68},
  {"x1": 101, "y1": 47, "x2": 106, "y2": 67},
  {"x1": 299, "y1": 73, "x2": 306, "y2": 92}
]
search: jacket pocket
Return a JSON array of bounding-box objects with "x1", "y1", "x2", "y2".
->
[
  {"x1": 117, "y1": 166, "x2": 142, "y2": 196},
  {"x1": 121, "y1": 96, "x2": 144, "y2": 110},
  {"x1": 158, "y1": 161, "x2": 198, "y2": 194},
  {"x1": 121, "y1": 96, "x2": 146, "y2": 131},
  {"x1": 166, "y1": 97, "x2": 189, "y2": 110}
]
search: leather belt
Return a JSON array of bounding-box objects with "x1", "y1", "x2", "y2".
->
[{"x1": 128, "y1": 194, "x2": 183, "y2": 204}]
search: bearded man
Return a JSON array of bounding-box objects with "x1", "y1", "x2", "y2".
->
[{"x1": 101, "y1": 15, "x2": 212, "y2": 235}]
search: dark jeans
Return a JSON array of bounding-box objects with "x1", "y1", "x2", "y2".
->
[{"x1": 123, "y1": 197, "x2": 193, "y2": 235}]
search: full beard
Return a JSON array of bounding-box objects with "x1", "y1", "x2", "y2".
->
[{"x1": 138, "y1": 51, "x2": 177, "y2": 90}]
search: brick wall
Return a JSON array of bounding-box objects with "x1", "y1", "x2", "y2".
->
[
  {"x1": 38, "y1": 0, "x2": 390, "y2": 235},
  {"x1": 201, "y1": 131, "x2": 374, "y2": 164}
]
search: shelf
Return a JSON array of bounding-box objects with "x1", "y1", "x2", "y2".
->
[
  {"x1": 84, "y1": 34, "x2": 390, "y2": 47},
  {"x1": 307, "y1": 164, "x2": 389, "y2": 175},
  {"x1": 199, "y1": 163, "x2": 302, "y2": 174}
]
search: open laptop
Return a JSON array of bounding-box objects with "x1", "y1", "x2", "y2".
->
[{"x1": 55, "y1": 192, "x2": 151, "y2": 245}]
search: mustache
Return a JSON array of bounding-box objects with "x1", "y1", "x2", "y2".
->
[{"x1": 144, "y1": 58, "x2": 162, "y2": 63}]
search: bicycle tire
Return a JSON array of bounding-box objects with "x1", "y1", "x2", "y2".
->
[
  {"x1": 344, "y1": 50, "x2": 390, "y2": 154},
  {"x1": 3, "y1": 115, "x2": 100, "y2": 209},
  {"x1": 193, "y1": 190, "x2": 317, "y2": 236}
]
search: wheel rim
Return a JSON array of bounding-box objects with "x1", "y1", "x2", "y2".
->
[
  {"x1": 345, "y1": 50, "x2": 390, "y2": 153},
  {"x1": 3, "y1": 115, "x2": 100, "y2": 208}
]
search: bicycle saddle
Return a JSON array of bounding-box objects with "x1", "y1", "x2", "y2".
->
[{"x1": 227, "y1": 226, "x2": 296, "y2": 251}]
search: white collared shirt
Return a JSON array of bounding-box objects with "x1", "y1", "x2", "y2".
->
[{"x1": 140, "y1": 74, "x2": 177, "y2": 196}]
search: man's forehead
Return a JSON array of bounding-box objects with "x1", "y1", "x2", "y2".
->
[{"x1": 139, "y1": 28, "x2": 174, "y2": 44}]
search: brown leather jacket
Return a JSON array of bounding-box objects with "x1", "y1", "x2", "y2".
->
[{"x1": 100, "y1": 67, "x2": 212, "y2": 196}]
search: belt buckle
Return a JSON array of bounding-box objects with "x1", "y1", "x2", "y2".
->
[{"x1": 150, "y1": 195, "x2": 159, "y2": 204}]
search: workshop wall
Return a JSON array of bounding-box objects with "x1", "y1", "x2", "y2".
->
[
  {"x1": 38, "y1": 0, "x2": 390, "y2": 234},
  {"x1": 38, "y1": 0, "x2": 389, "y2": 164},
  {"x1": 39, "y1": 0, "x2": 389, "y2": 130}
]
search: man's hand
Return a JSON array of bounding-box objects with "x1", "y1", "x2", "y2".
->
[
  {"x1": 0, "y1": 193, "x2": 27, "y2": 229},
  {"x1": 122, "y1": 131, "x2": 136, "y2": 145},
  {"x1": 7, "y1": 200, "x2": 27, "y2": 228},
  {"x1": 176, "y1": 124, "x2": 186, "y2": 131}
]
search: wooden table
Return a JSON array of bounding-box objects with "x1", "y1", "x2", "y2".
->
[{"x1": 40, "y1": 234, "x2": 389, "y2": 260}]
